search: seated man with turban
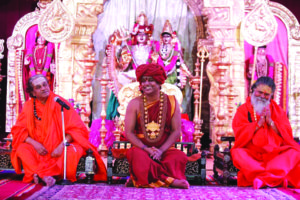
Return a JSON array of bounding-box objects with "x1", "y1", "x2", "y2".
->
[
  {"x1": 231, "y1": 76, "x2": 300, "y2": 189},
  {"x1": 11, "y1": 74, "x2": 107, "y2": 186},
  {"x1": 124, "y1": 63, "x2": 189, "y2": 188}
]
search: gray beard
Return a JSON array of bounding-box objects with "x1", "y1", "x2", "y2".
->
[{"x1": 251, "y1": 93, "x2": 270, "y2": 115}]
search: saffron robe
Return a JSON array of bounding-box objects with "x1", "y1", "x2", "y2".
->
[
  {"x1": 126, "y1": 94, "x2": 187, "y2": 187},
  {"x1": 231, "y1": 97, "x2": 300, "y2": 188},
  {"x1": 11, "y1": 92, "x2": 107, "y2": 183}
]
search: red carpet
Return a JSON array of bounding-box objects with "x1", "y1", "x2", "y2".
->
[{"x1": 0, "y1": 179, "x2": 43, "y2": 200}]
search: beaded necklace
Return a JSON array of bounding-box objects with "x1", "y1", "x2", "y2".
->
[
  {"x1": 253, "y1": 108, "x2": 257, "y2": 122},
  {"x1": 144, "y1": 91, "x2": 164, "y2": 140},
  {"x1": 33, "y1": 45, "x2": 47, "y2": 72},
  {"x1": 34, "y1": 99, "x2": 41, "y2": 121}
]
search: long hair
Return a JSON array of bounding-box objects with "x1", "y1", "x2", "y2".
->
[{"x1": 250, "y1": 76, "x2": 276, "y2": 94}]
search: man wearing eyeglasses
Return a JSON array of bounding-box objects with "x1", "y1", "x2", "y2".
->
[{"x1": 231, "y1": 76, "x2": 300, "y2": 189}]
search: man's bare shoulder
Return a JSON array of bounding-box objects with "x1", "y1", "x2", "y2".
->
[
  {"x1": 127, "y1": 96, "x2": 142, "y2": 110},
  {"x1": 129, "y1": 96, "x2": 142, "y2": 104}
]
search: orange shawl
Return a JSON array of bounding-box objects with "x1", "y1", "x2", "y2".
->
[{"x1": 11, "y1": 92, "x2": 107, "y2": 181}]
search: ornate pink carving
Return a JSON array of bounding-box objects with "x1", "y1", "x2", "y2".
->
[
  {"x1": 38, "y1": 0, "x2": 75, "y2": 43},
  {"x1": 76, "y1": 3, "x2": 103, "y2": 18},
  {"x1": 242, "y1": 2, "x2": 278, "y2": 46}
]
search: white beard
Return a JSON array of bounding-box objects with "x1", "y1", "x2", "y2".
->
[{"x1": 251, "y1": 93, "x2": 270, "y2": 115}]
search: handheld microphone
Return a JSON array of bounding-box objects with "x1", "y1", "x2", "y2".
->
[{"x1": 54, "y1": 97, "x2": 70, "y2": 110}]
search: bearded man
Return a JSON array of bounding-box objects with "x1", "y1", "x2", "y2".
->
[
  {"x1": 11, "y1": 74, "x2": 107, "y2": 186},
  {"x1": 231, "y1": 76, "x2": 300, "y2": 189},
  {"x1": 125, "y1": 63, "x2": 189, "y2": 189}
]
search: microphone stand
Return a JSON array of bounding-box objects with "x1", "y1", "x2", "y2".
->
[{"x1": 60, "y1": 105, "x2": 72, "y2": 185}]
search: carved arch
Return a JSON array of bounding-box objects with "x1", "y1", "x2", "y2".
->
[
  {"x1": 268, "y1": 2, "x2": 300, "y2": 136},
  {"x1": 6, "y1": 10, "x2": 42, "y2": 132},
  {"x1": 245, "y1": 1, "x2": 300, "y2": 136}
]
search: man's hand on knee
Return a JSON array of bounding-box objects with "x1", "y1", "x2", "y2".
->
[
  {"x1": 146, "y1": 147, "x2": 162, "y2": 161},
  {"x1": 25, "y1": 137, "x2": 48, "y2": 156},
  {"x1": 51, "y1": 143, "x2": 64, "y2": 157},
  {"x1": 33, "y1": 142, "x2": 48, "y2": 156}
]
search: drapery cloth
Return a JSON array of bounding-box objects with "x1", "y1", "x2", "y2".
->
[
  {"x1": 126, "y1": 94, "x2": 187, "y2": 187},
  {"x1": 231, "y1": 97, "x2": 300, "y2": 188},
  {"x1": 11, "y1": 92, "x2": 107, "y2": 183}
]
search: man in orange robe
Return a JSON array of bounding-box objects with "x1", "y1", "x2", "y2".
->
[
  {"x1": 11, "y1": 74, "x2": 107, "y2": 186},
  {"x1": 125, "y1": 63, "x2": 189, "y2": 189},
  {"x1": 231, "y1": 76, "x2": 300, "y2": 189}
]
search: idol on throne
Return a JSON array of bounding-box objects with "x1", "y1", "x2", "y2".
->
[
  {"x1": 5, "y1": 0, "x2": 80, "y2": 135},
  {"x1": 5, "y1": 18, "x2": 58, "y2": 133},
  {"x1": 244, "y1": 11, "x2": 289, "y2": 113},
  {"x1": 89, "y1": 12, "x2": 194, "y2": 149},
  {"x1": 154, "y1": 20, "x2": 191, "y2": 88},
  {"x1": 112, "y1": 14, "x2": 191, "y2": 92},
  {"x1": 23, "y1": 25, "x2": 55, "y2": 101},
  {"x1": 115, "y1": 12, "x2": 155, "y2": 89}
]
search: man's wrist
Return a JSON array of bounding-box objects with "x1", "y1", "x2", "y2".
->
[
  {"x1": 256, "y1": 122, "x2": 262, "y2": 128},
  {"x1": 141, "y1": 144, "x2": 148, "y2": 150}
]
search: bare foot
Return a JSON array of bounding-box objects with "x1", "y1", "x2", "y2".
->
[
  {"x1": 282, "y1": 178, "x2": 288, "y2": 189},
  {"x1": 42, "y1": 176, "x2": 56, "y2": 187},
  {"x1": 125, "y1": 178, "x2": 133, "y2": 187},
  {"x1": 170, "y1": 179, "x2": 190, "y2": 189},
  {"x1": 253, "y1": 178, "x2": 265, "y2": 189},
  {"x1": 33, "y1": 174, "x2": 39, "y2": 184}
]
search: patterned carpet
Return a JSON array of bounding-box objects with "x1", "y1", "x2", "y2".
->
[
  {"x1": 26, "y1": 183, "x2": 298, "y2": 200},
  {"x1": 0, "y1": 179, "x2": 43, "y2": 200},
  {"x1": 0, "y1": 171, "x2": 299, "y2": 200}
]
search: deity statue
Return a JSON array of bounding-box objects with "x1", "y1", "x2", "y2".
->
[
  {"x1": 106, "y1": 12, "x2": 155, "y2": 120},
  {"x1": 154, "y1": 20, "x2": 191, "y2": 88},
  {"x1": 246, "y1": 45, "x2": 275, "y2": 83},
  {"x1": 117, "y1": 12, "x2": 155, "y2": 86},
  {"x1": 246, "y1": 45, "x2": 288, "y2": 111},
  {"x1": 24, "y1": 31, "x2": 55, "y2": 100}
]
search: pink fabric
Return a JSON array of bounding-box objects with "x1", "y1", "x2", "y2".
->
[
  {"x1": 244, "y1": 16, "x2": 289, "y2": 111},
  {"x1": 244, "y1": 17, "x2": 288, "y2": 67},
  {"x1": 89, "y1": 119, "x2": 116, "y2": 148},
  {"x1": 249, "y1": 55, "x2": 275, "y2": 80},
  {"x1": 23, "y1": 183, "x2": 300, "y2": 199},
  {"x1": 181, "y1": 119, "x2": 194, "y2": 143},
  {"x1": 23, "y1": 25, "x2": 55, "y2": 102},
  {"x1": 89, "y1": 118, "x2": 194, "y2": 147},
  {"x1": 23, "y1": 25, "x2": 39, "y2": 102}
]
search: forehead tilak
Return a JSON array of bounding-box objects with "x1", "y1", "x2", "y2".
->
[{"x1": 256, "y1": 84, "x2": 272, "y2": 93}]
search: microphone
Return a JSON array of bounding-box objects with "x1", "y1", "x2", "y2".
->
[{"x1": 54, "y1": 97, "x2": 70, "y2": 110}]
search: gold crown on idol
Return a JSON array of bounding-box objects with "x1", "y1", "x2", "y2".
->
[
  {"x1": 132, "y1": 12, "x2": 153, "y2": 36},
  {"x1": 137, "y1": 11, "x2": 148, "y2": 26},
  {"x1": 161, "y1": 20, "x2": 173, "y2": 36}
]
